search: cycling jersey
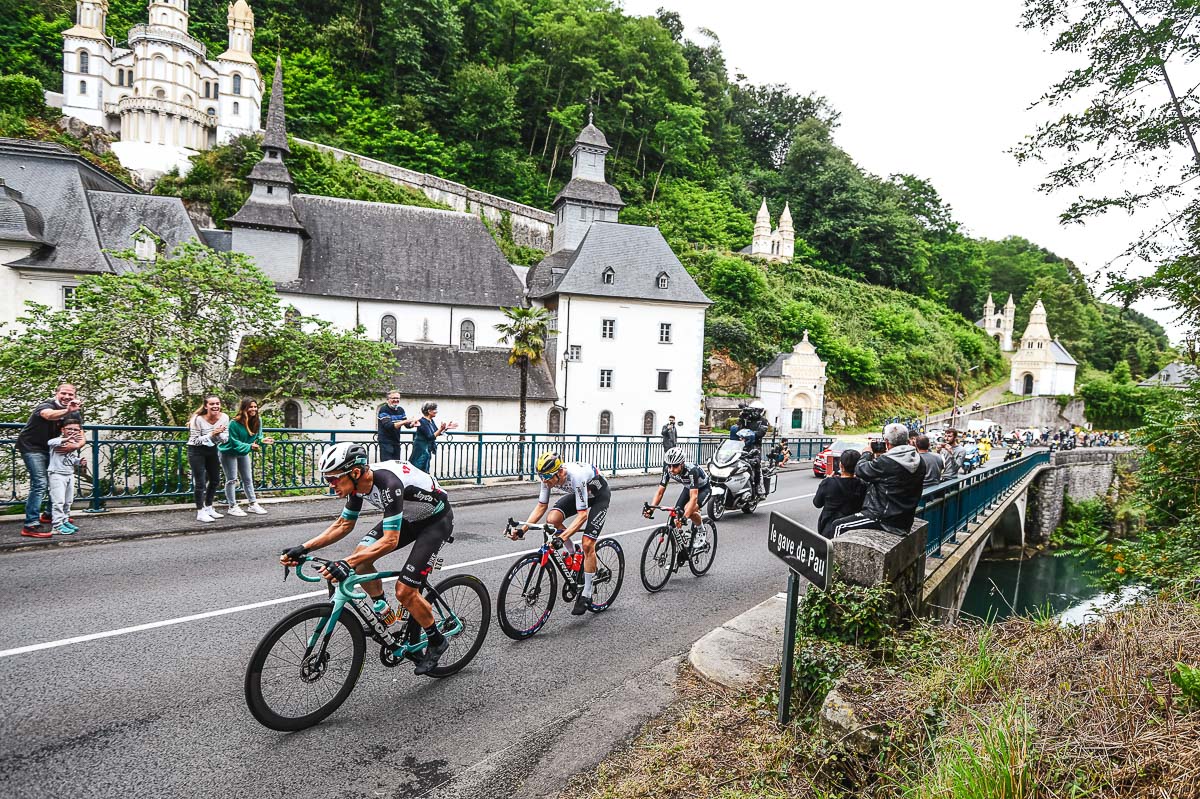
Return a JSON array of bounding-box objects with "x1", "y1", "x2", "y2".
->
[
  {"x1": 341, "y1": 461, "x2": 448, "y2": 533},
  {"x1": 537, "y1": 462, "x2": 607, "y2": 511},
  {"x1": 659, "y1": 462, "x2": 709, "y2": 491}
]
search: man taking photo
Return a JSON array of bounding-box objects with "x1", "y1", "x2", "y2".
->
[{"x1": 830, "y1": 422, "x2": 926, "y2": 538}]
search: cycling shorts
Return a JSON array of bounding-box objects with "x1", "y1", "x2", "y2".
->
[
  {"x1": 674, "y1": 484, "x2": 711, "y2": 516},
  {"x1": 357, "y1": 507, "x2": 454, "y2": 588},
  {"x1": 552, "y1": 484, "x2": 611, "y2": 540}
]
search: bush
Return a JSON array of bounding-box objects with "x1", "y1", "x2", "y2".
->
[{"x1": 0, "y1": 74, "x2": 46, "y2": 117}]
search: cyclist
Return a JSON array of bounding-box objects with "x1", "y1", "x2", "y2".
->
[
  {"x1": 508, "y1": 451, "x2": 610, "y2": 617},
  {"x1": 642, "y1": 446, "x2": 710, "y2": 553},
  {"x1": 279, "y1": 442, "x2": 454, "y2": 676}
]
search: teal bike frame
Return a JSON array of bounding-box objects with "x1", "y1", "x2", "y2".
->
[{"x1": 292, "y1": 557, "x2": 465, "y2": 661}]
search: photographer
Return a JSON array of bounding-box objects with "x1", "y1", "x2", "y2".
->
[
  {"x1": 660, "y1": 415, "x2": 679, "y2": 452},
  {"x1": 735, "y1": 401, "x2": 770, "y2": 497},
  {"x1": 830, "y1": 423, "x2": 926, "y2": 538},
  {"x1": 16, "y1": 384, "x2": 84, "y2": 539}
]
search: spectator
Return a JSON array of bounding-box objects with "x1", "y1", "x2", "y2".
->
[
  {"x1": 410, "y1": 402, "x2": 456, "y2": 473},
  {"x1": 47, "y1": 416, "x2": 85, "y2": 535},
  {"x1": 16, "y1": 383, "x2": 82, "y2": 538},
  {"x1": 661, "y1": 415, "x2": 679, "y2": 451},
  {"x1": 938, "y1": 428, "x2": 965, "y2": 480},
  {"x1": 376, "y1": 390, "x2": 413, "y2": 461},
  {"x1": 830, "y1": 423, "x2": 927, "y2": 538},
  {"x1": 219, "y1": 397, "x2": 273, "y2": 516},
  {"x1": 188, "y1": 396, "x2": 229, "y2": 523},
  {"x1": 916, "y1": 435, "x2": 943, "y2": 486},
  {"x1": 812, "y1": 447, "x2": 866, "y2": 538},
  {"x1": 768, "y1": 437, "x2": 791, "y2": 468}
]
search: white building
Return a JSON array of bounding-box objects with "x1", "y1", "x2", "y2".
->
[
  {"x1": 755, "y1": 331, "x2": 828, "y2": 434},
  {"x1": 739, "y1": 198, "x2": 794, "y2": 263},
  {"x1": 1010, "y1": 299, "x2": 1077, "y2": 396},
  {"x1": 976, "y1": 292, "x2": 1016, "y2": 352},
  {"x1": 1139, "y1": 361, "x2": 1198, "y2": 389},
  {"x1": 525, "y1": 119, "x2": 710, "y2": 436},
  {"x1": 52, "y1": 0, "x2": 263, "y2": 179}
]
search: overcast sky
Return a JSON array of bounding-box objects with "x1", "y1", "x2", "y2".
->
[{"x1": 620, "y1": 0, "x2": 1186, "y2": 343}]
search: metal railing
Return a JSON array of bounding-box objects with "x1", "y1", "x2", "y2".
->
[
  {"x1": 0, "y1": 424, "x2": 831, "y2": 513},
  {"x1": 918, "y1": 450, "x2": 1052, "y2": 556}
]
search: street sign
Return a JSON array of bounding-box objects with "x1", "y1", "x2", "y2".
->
[{"x1": 767, "y1": 512, "x2": 829, "y2": 591}]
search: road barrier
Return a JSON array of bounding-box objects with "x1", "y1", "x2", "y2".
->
[{"x1": 0, "y1": 424, "x2": 831, "y2": 513}]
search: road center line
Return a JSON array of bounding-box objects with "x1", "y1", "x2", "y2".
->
[{"x1": 0, "y1": 490, "x2": 815, "y2": 659}]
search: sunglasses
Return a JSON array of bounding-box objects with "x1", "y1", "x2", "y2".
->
[{"x1": 323, "y1": 471, "x2": 351, "y2": 485}]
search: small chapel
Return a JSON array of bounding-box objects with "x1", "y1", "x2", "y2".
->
[
  {"x1": 739, "y1": 199, "x2": 794, "y2": 263},
  {"x1": 754, "y1": 331, "x2": 828, "y2": 434},
  {"x1": 1009, "y1": 299, "x2": 1077, "y2": 396},
  {"x1": 976, "y1": 293, "x2": 1016, "y2": 352}
]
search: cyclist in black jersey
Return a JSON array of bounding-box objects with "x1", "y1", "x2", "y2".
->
[
  {"x1": 279, "y1": 442, "x2": 454, "y2": 675},
  {"x1": 509, "y1": 451, "x2": 611, "y2": 616},
  {"x1": 643, "y1": 446, "x2": 710, "y2": 545}
]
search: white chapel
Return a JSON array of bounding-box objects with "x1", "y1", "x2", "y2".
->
[
  {"x1": 1010, "y1": 299, "x2": 1077, "y2": 396},
  {"x1": 976, "y1": 292, "x2": 1016, "y2": 352},
  {"x1": 739, "y1": 199, "x2": 794, "y2": 263},
  {"x1": 754, "y1": 331, "x2": 828, "y2": 434}
]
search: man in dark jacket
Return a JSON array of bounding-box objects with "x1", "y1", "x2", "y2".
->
[
  {"x1": 660, "y1": 416, "x2": 678, "y2": 451},
  {"x1": 831, "y1": 423, "x2": 926, "y2": 537},
  {"x1": 16, "y1": 383, "x2": 83, "y2": 538},
  {"x1": 376, "y1": 391, "x2": 413, "y2": 462}
]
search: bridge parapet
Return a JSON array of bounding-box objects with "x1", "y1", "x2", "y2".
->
[{"x1": 830, "y1": 521, "x2": 928, "y2": 620}]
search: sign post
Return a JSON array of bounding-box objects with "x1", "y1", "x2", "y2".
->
[{"x1": 767, "y1": 512, "x2": 830, "y2": 727}]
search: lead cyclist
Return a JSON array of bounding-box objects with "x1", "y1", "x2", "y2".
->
[{"x1": 507, "y1": 451, "x2": 610, "y2": 616}]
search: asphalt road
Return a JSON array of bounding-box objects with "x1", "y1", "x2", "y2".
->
[{"x1": 0, "y1": 467, "x2": 825, "y2": 799}]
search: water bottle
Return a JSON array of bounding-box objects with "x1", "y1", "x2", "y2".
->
[{"x1": 373, "y1": 598, "x2": 397, "y2": 626}]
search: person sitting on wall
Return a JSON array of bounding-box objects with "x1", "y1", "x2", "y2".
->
[{"x1": 830, "y1": 423, "x2": 926, "y2": 538}]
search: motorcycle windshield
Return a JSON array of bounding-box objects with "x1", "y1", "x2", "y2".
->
[{"x1": 712, "y1": 439, "x2": 744, "y2": 467}]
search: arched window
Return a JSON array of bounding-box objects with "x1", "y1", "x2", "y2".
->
[
  {"x1": 548, "y1": 407, "x2": 562, "y2": 434},
  {"x1": 1022, "y1": 374, "x2": 1034, "y2": 395},
  {"x1": 206, "y1": 107, "x2": 216, "y2": 117},
  {"x1": 380, "y1": 314, "x2": 397, "y2": 344},
  {"x1": 232, "y1": 73, "x2": 242, "y2": 95},
  {"x1": 642, "y1": 410, "x2": 655, "y2": 435},
  {"x1": 467, "y1": 405, "x2": 481, "y2": 432},
  {"x1": 602, "y1": 267, "x2": 615, "y2": 285},
  {"x1": 79, "y1": 81, "x2": 87, "y2": 95},
  {"x1": 232, "y1": 101, "x2": 239, "y2": 115},
  {"x1": 657, "y1": 272, "x2": 669, "y2": 289},
  {"x1": 155, "y1": 87, "x2": 165, "y2": 100},
  {"x1": 79, "y1": 51, "x2": 89, "y2": 74},
  {"x1": 598, "y1": 410, "x2": 612, "y2": 435},
  {"x1": 995, "y1": 318, "x2": 1002, "y2": 329},
  {"x1": 283, "y1": 400, "x2": 301, "y2": 429},
  {"x1": 459, "y1": 319, "x2": 475, "y2": 350},
  {"x1": 791, "y1": 409, "x2": 803, "y2": 429}
]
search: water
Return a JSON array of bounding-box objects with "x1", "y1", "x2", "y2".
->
[{"x1": 960, "y1": 550, "x2": 1115, "y2": 622}]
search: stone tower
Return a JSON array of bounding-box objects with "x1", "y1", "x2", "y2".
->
[
  {"x1": 975, "y1": 292, "x2": 1015, "y2": 351},
  {"x1": 550, "y1": 114, "x2": 624, "y2": 253},
  {"x1": 751, "y1": 198, "x2": 772, "y2": 257},
  {"x1": 748, "y1": 199, "x2": 794, "y2": 263},
  {"x1": 227, "y1": 57, "x2": 307, "y2": 282},
  {"x1": 778, "y1": 201, "x2": 794, "y2": 260}
]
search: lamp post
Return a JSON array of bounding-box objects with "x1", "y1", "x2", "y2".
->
[{"x1": 952, "y1": 364, "x2": 980, "y2": 426}]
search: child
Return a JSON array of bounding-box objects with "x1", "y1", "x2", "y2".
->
[
  {"x1": 812, "y1": 447, "x2": 867, "y2": 539},
  {"x1": 47, "y1": 417, "x2": 85, "y2": 535}
]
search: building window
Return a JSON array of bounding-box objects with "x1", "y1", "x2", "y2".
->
[
  {"x1": 283, "y1": 400, "x2": 301, "y2": 429},
  {"x1": 599, "y1": 410, "x2": 612, "y2": 435},
  {"x1": 602, "y1": 267, "x2": 614, "y2": 285},
  {"x1": 133, "y1": 234, "x2": 156, "y2": 262},
  {"x1": 642, "y1": 410, "x2": 655, "y2": 435},
  {"x1": 659, "y1": 323, "x2": 672, "y2": 344},
  {"x1": 548, "y1": 407, "x2": 562, "y2": 434},
  {"x1": 79, "y1": 51, "x2": 89, "y2": 74},
  {"x1": 232, "y1": 73, "x2": 242, "y2": 95},
  {"x1": 380, "y1": 314, "x2": 397, "y2": 344},
  {"x1": 206, "y1": 107, "x2": 216, "y2": 117},
  {"x1": 791, "y1": 409, "x2": 803, "y2": 429},
  {"x1": 460, "y1": 319, "x2": 475, "y2": 350},
  {"x1": 601, "y1": 319, "x2": 615, "y2": 339},
  {"x1": 232, "y1": 101, "x2": 240, "y2": 115},
  {"x1": 467, "y1": 405, "x2": 481, "y2": 432},
  {"x1": 203, "y1": 82, "x2": 209, "y2": 98},
  {"x1": 79, "y1": 81, "x2": 87, "y2": 95},
  {"x1": 599, "y1": 369, "x2": 613, "y2": 389},
  {"x1": 657, "y1": 272, "x2": 669, "y2": 289},
  {"x1": 155, "y1": 87, "x2": 165, "y2": 100},
  {"x1": 656, "y1": 370, "x2": 671, "y2": 391},
  {"x1": 117, "y1": 70, "x2": 124, "y2": 87},
  {"x1": 567, "y1": 345, "x2": 581, "y2": 362},
  {"x1": 62, "y1": 285, "x2": 78, "y2": 310}
]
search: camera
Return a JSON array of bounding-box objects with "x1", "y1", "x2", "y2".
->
[{"x1": 869, "y1": 439, "x2": 887, "y2": 454}]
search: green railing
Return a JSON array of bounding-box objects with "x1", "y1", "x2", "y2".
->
[
  {"x1": 918, "y1": 450, "x2": 1051, "y2": 556},
  {"x1": 0, "y1": 423, "x2": 831, "y2": 512}
]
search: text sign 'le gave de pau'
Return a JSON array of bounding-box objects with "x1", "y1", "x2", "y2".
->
[{"x1": 767, "y1": 512, "x2": 829, "y2": 590}]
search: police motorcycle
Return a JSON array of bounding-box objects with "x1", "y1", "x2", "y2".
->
[
  {"x1": 706, "y1": 403, "x2": 774, "y2": 521},
  {"x1": 1003, "y1": 443, "x2": 1024, "y2": 462}
]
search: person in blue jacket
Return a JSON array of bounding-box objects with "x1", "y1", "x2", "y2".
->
[
  {"x1": 377, "y1": 390, "x2": 415, "y2": 461},
  {"x1": 410, "y1": 402, "x2": 456, "y2": 473}
]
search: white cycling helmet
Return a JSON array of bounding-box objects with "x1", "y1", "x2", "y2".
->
[
  {"x1": 319, "y1": 442, "x2": 369, "y2": 475},
  {"x1": 664, "y1": 446, "x2": 686, "y2": 467}
]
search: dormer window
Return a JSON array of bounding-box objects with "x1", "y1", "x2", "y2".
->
[
  {"x1": 602, "y1": 267, "x2": 615, "y2": 285},
  {"x1": 133, "y1": 233, "x2": 157, "y2": 262},
  {"x1": 657, "y1": 272, "x2": 669, "y2": 289}
]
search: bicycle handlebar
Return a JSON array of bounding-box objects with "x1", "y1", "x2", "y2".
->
[{"x1": 283, "y1": 554, "x2": 370, "y2": 601}]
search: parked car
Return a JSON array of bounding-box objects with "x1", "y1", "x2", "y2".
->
[{"x1": 813, "y1": 440, "x2": 860, "y2": 478}]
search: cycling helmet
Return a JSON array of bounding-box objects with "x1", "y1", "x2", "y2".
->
[
  {"x1": 535, "y1": 451, "x2": 563, "y2": 478},
  {"x1": 664, "y1": 446, "x2": 686, "y2": 467},
  {"x1": 319, "y1": 442, "x2": 369, "y2": 475}
]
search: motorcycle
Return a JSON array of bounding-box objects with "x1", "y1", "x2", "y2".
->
[
  {"x1": 705, "y1": 439, "x2": 773, "y2": 521},
  {"x1": 961, "y1": 443, "x2": 982, "y2": 474},
  {"x1": 1003, "y1": 444, "x2": 1024, "y2": 462}
]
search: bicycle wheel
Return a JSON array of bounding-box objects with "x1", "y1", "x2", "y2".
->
[
  {"x1": 639, "y1": 527, "x2": 675, "y2": 593},
  {"x1": 497, "y1": 554, "x2": 557, "y2": 640},
  {"x1": 688, "y1": 520, "x2": 719, "y2": 577},
  {"x1": 588, "y1": 539, "x2": 624, "y2": 612},
  {"x1": 405, "y1": 573, "x2": 491, "y2": 677},
  {"x1": 244, "y1": 602, "x2": 366, "y2": 732}
]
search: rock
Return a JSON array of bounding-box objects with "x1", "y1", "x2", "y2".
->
[
  {"x1": 818, "y1": 687, "x2": 882, "y2": 755},
  {"x1": 705, "y1": 350, "x2": 756, "y2": 395}
]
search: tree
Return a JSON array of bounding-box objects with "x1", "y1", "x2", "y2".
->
[
  {"x1": 494, "y1": 305, "x2": 554, "y2": 438},
  {"x1": 0, "y1": 241, "x2": 395, "y2": 424}
]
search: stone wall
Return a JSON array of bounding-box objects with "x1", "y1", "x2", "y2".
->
[
  {"x1": 292, "y1": 138, "x2": 555, "y2": 251},
  {"x1": 1025, "y1": 447, "x2": 1137, "y2": 543},
  {"x1": 927, "y1": 396, "x2": 1087, "y2": 430},
  {"x1": 830, "y1": 520, "x2": 928, "y2": 620}
]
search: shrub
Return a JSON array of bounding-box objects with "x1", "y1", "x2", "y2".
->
[{"x1": 0, "y1": 74, "x2": 46, "y2": 117}]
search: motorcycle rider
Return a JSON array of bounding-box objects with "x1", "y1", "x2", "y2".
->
[{"x1": 735, "y1": 401, "x2": 770, "y2": 497}]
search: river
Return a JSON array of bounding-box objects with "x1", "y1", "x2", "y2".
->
[{"x1": 960, "y1": 549, "x2": 1137, "y2": 623}]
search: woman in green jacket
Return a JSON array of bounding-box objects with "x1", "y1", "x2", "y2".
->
[{"x1": 219, "y1": 397, "x2": 274, "y2": 515}]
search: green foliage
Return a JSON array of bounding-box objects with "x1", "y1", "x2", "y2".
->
[
  {"x1": 1051, "y1": 497, "x2": 1113, "y2": 550},
  {"x1": 494, "y1": 305, "x2": 554, "y2": 434},
  {"x1": 796, "y1": 579, "x2": 898, "y2": 649},
  {"x1": 900, "y1": 702, "x2": 1034, "y2": 799},
  {"x1": 1170, "y1": 662, "x2": 1200, "y2": 707},
  {"x1": 1077, "y1": 375, "x2": 1166, "y2": 429},
  {"x1": 0, "y1": 73, "x2": 46, "y2": 116}
]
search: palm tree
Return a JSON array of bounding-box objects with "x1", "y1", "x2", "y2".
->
[{"x1": 495, "y1": 306, "x2": 554, "y2": 440}]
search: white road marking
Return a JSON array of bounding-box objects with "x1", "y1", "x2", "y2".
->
[{"x1": 0, "y1": 490, "x2": 816, "y2": 659}]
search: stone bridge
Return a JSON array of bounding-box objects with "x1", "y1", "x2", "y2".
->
[
  {"x1": 826, "y1": 447, "x2": 1136, "y2": 621},
  {"x1": 926, "y1": 396, "x2": 1088, "y2": 430}
]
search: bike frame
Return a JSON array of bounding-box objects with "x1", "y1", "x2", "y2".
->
[
  {"x1": 292, "y1": 558, "x2": 464, "y2": 663},
  {"x1": 646, "y1": 506, "x2": 695, "y2": 555}
]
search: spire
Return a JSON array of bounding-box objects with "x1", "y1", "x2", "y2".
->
[
  {"x1": 984, "y1": 293, "x2": 995, "y2": 315},
  {"x1": 262, "y1": 56, "x2": 289, "y2": 154},
  {"x1": 220, "y1": 0, "x2": 256, "y2": 62},
  {"x1": 755, "y1": 197, "x2": 770, "y2": 226},
  {"x1": 1019, "y1": 298, "x2": 1053, "y2": 344},
  {"x1": 779, "y1": 201, "x2": 793, "y2": 229},
  {"x1": 1005, "y1": 293, "x2": 1015, "y2": 308}
]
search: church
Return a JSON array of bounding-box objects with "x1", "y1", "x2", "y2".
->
[
  {"x1": 753, "y1": 331, "x2": 828, "y2": 434},
  {"x1": 1, "y1": 60, "x2": 709, "y2": 437},
  {"x1": 1009, "y1": 299, "x2": 1077, "y2": 396},
  {"x1": 975, "y1": 293, "x2": 1016, "y2": 351},
  {"x1": 48, "y1": 0, "x2": 264, "y2": 178},
  {"x1": 739, "y1": 199, "x2": 794, "y2": 262}
]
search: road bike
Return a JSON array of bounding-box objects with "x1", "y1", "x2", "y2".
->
[
  {"x1": 496, "y1": 519, "x2": 624, "y2": 640},
  {"x1": 639, "y1": 504, "x2": 718, "y2": 593},
  {"x1": 244, "y1": 554, "x2": 490, "y2": 731}
]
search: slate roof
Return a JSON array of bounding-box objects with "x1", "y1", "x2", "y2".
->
[
  {"x1": 226, "y1": 195, "x2": 306, "y2": 232},
  {"x1": 524, "y1": 248, "x2": 575, "y2": 296},
  {"x1": 387, "y1": 344, "x2": 557, "y2": 400},
  {"x1": 282, "y1": 195, "x2": 527, "y2": 308},
  {"x1": 0, "y1": 179, "x2": 44, "y2": 244},
  {"x1": 1050, "y1": 339, "x2": 1077, "y2": 366},
  {"x1": 1139, "y1": 361, "x2": 1199, "y2": 387},
  {"x1": 262, "y1": 57, "x2": 290, "y2": 154},
  {"x1": 528, "y1": 222, "x2": 710, "y2": 304},
  {"x1": 200, "y1": 229, "x2": 232, "y2": 252},
  {"x1": 552, "y1": 177, "x2": 624, "y2": 208},
  {"x1": 575, "y1": 122, "x2": 609, "y2": 149},
  {"x1": 245, "y1": 157, "x2": 294, "y2": 186},
  {"x1": 87, "y1": 191, "x2": 204, "y2": 272},
  {"x1": 758, "y1": 353, "x2": 787, "y2": 378}
]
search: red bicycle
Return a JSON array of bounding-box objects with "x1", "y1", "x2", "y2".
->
[{"x1": 639, "y1": 504, "x2": 718, "y2": 593}]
